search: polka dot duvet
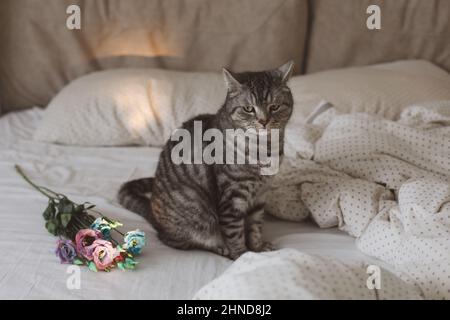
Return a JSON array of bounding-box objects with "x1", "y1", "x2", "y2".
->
[{"x1": 197, "y1": 101, "x2": 450, "y2": 299}]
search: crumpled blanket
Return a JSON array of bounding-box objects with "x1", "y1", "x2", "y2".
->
[
  {"x1": 264, "y1": 101, "x2": 450, "y2": 299},
  {"x1": 193, "y1": 249, "x2": 422, "y2": 300},
  {"x1": 195, "y1": 101, "x2": 450, "y2": 300}
]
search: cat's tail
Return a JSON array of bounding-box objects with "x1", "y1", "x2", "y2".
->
[{"x1": 118, "y1": 178, "x2": 154, "y2": 217}]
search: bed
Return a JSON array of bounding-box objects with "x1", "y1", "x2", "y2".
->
[
  {"x1": 0, "y1": 107, "x2": 378, "y2": 299},
  {"x1": 2, "y1": 58, "x2": 450, "y2": 299}
]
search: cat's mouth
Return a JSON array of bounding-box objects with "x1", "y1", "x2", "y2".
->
[
  {"x1": 254, "y1": 123, "x2": 279, "y2": 130},
  {"x1": 244, "y1": 125, "x2": 274, "y2": 133}
]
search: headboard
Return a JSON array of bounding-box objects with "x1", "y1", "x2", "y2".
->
[
  {"x1": 0, "y1": 0, "x2": 308, "y2": 113},
  {"x1": 306, "y1": 0, "x2": 450, "y2": 73},
  {"x1": 1, "y1": 0, "x2": 449, "y2": 114}
]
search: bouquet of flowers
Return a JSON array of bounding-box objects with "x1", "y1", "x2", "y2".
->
[{"x1": 15, "y1": 165, "x2": 146, "y2": 272}]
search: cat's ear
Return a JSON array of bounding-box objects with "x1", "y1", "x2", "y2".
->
[
  {"x1": 222, "y1": 68, "x2": 242, "y2": 92},
  {"x1": 277, "y1": 60, "x2": 295, "y2": 83}
]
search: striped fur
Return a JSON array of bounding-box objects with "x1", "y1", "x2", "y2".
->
[
  {"x1": 118, "y1": 62, "x2": 294, "y2": 259},
  {"x1": 118, "y1": 178, "x2": 154, "y2": 218}
]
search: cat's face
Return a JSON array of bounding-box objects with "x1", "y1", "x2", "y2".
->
[{"x1": 223, "y1": 61, "x2": 294, "y2": 131}]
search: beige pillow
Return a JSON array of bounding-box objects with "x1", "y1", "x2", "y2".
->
[
  {"x1": 289, "y1": 60, "x2": 450, "y2": 122},
  {"x1": 34, "y1": 69, "x2": 225, "y2": 146}
]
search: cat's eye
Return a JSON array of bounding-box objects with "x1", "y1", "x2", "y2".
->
[
  {"x1": 242, "y1": 106, "x2": 255, "y2": 113},
  {"x1": 270, "y1": 104, "x2": 281, "y2": 112}
]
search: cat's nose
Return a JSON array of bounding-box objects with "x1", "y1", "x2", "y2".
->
[{"x1": 258, "y1": 119, "x2": 269, "y2": 127}]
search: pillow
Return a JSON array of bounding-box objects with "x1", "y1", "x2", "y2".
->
[
  {"x1": 289, "y1": 60, "x2": 450, "y2": 123},
  {"x1": 34, "y1": 69, "x2": 225, "y2": 146},
  {"x1": 35, "y1": 60, "x2": 450, "y2": 147}
]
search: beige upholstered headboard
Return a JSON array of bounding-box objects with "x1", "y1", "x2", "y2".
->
[
  {"x1": 305, "y1": 0, "x2": 450, "y2": 73},
  {"x1": 0, "y1": 0, "x2": 449, "y2": 114},
  {"x1": 0, "y1": 0, "x2": 308, "y2": 113}
]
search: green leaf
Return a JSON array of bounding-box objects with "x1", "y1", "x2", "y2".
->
[
  {"x1": 117, "y1": 262, "x2": 125, "y2": 270},
  {"x1": 62, "y1": 203, "x2": 74, "y2": 214},
  {"x1": 43, "y1": 201, "x2": 56, "y2": 221},
  {"x1": 57, "y1": 197, "x2": 73, "y2": 215},
  {"x1": 45, "y1": 221, "x2": 57, "y2": 235},
  {"x1": 124, "y1": 257, "x2": 138, "y2": 270},
  {"x1": 87, "y1": 261, "x2": 98, "y2": 272},
  {"x1": 60, "y1": 213, "x2": 72, "y2": 227},
  {"x1": 73, "y1": 258, "x2": 84, "y2": 265},
  {"x1": 52, "y1": 217, "x2": 61, "y2": 227},
  {"x1": 73, "y1": 204, "x2": 85, "y2": 215}
]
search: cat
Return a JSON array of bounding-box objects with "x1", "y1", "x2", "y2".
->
[{"x1": 118, "y1": 61, "x2": 294, "y2": 259}]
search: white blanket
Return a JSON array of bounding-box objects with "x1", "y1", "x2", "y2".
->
[
  {"x1": 194, "y1": 249, "x2": 421, "y2": 300},
  {"x1": 307, "y1": 102, "x2": 450, "y2": 299},
  {"x1": 196, "y1": 101, "x2": 450, "y2": 300}
]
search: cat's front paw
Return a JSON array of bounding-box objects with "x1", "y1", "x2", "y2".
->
[
  {"x1": 214, "y1": 245, "x2": 230, "y2": 257},
  {"x1": 228, "y1": 249, "x2": 248, "y2": 260},
  {"x1": 259, "y1": 242, "x2": 276, "y2": 252}
]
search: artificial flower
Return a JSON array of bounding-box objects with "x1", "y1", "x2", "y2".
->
[
  {"x1": 91, "y1": 239, "x2": 119, "y2": 271},
  {"x1": 75, "y1": 229, "x2": 102, "y2": 260},
  {"x1": 55, "y1": 239, "x2": 77, "y2": 264},
  {"x1": 123, "y1": 230, "x2": 146, "y2": 255},
  {"x1": 90, "y1": 217, "x2": 111, "y2": 239},
  {"x1": 15, "y1": 165, "x2": 147, "y2": 273}
]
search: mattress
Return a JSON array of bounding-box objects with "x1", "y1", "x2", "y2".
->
[{"x1": 0, "y1": 108, "x2": 383, "y2": 299}]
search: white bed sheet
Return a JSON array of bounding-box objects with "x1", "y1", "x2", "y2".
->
[{"x1": 0, "y1": 108, "x2": 382, "y2": 299}]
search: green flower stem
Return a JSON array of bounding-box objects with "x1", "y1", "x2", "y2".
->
[
  {"x1": 15, "y1": 165, "x2": 57, "y2": 200},
  {"x1": 72, "y1": 215, "x2": 119, "y2": 244},
  {"x1": 40, "y1": 186, "x2": 65, "y2": 199},
  {"x1": 72, "y1": 217, "x2": 87, "y2": 230},
  {"x1": 16, "y1": 164, "x2": 126, "y2": 240},
  {"x1": 109, "y1": 237, "x2": 119, "y2": 246},
  {"x1": 113, "y1": 228, "x2": 125, "y2": 237}
]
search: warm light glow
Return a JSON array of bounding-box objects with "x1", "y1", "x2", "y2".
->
[
  {"x1": 116, "y1": 79, "x2": 176, "y2": 146},
  {"x1": 94, "y1": 28, "x2": 180, "y2": 58}
]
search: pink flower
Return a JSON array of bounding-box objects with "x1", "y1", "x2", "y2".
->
[
  {"x1": 75, "y1": 229, "x2": 102, "y2": 260},
  {"x1": 92, "y1": 239, "x2": 119, "y2": 271}
]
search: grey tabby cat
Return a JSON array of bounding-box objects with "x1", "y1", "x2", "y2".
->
[{"x1": 118, "y1": 61, "x2": 294, "y2": 259}]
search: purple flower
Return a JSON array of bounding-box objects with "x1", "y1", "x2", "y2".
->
[
  {"x1": 75, "y1": 229, "x2": 102, "y2": 260},
  {"x1": 55, "y1": 239, "x2": 77, "y2": 264}
]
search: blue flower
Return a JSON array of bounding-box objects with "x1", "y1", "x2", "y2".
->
[
  {"x1": 123, "y1": 230, "x2": 146, "y2": 255},
  {"x1": 90, "y1": 217, "x2": 111, "y2": 240}
]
